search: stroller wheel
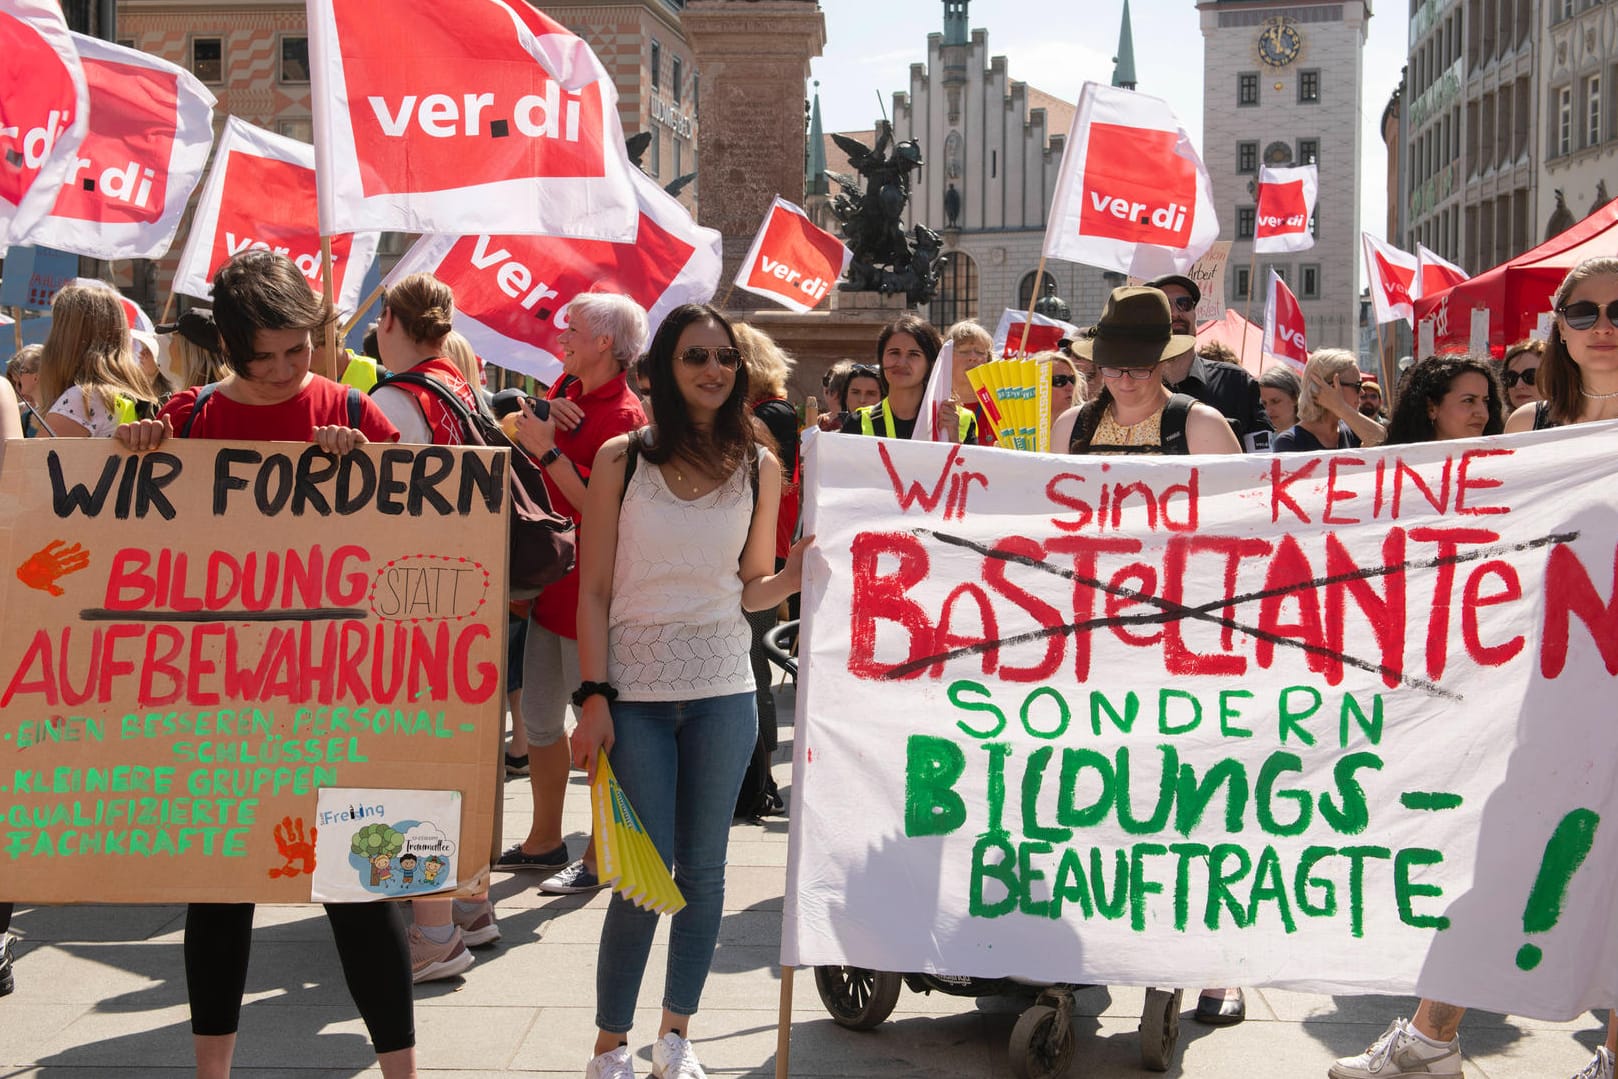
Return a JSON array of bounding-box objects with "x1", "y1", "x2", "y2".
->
[
  {"x1": 1009, "y1": 1003, "x2": 1075, "y2": 1079},
  {"x1": 1138, "y1": 988, "x2": 1183, "y2": 1072},
  {"x1": 814, "y1": 965, "x2": 902, "y2": 1030}
]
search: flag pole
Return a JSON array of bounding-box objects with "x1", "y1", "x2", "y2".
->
[
  {"x1": 320, "y1": 237, "x2": 339, "y2": 380},
  {"x1": 340, "y1": 280, "x2": 387, "y2": 339},
  {"x1": 10, "y1": 308, "x2": 22, "y2": 351},
  {"x1": 774, "y1": 966, "x2": 795, "y2": 1079},
  {"x1": 1376, "y1": 318, "x2": 1394, "y2": 406},
  {"x1": 158, "y1": 289, "x2": 177, "y2": 329},
  {"x1": 1017, "y1": 253, "x2": 1048, "y2": 357}
]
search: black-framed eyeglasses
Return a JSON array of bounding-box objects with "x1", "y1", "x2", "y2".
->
[
  {"x1": 1098, "y1": 364, "x2": 1161, "y2": 380},
  {"x1": 1502, "y1": 366, "x2": 1538, "y2": 388},
  {"x1": 1168, "y1": 296, "x2": 1197, "y2": 313},
  {"x1": 1557, "y1": 300, "x2": 1618, "y2": 331},
  {"x1": 1050, "y1": 374, "x2": 1076, "y2": 388},
  {"x1": 678, "y1": 346, "x2": 742, "y2": 369}
]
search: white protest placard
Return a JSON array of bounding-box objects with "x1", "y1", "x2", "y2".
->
[
  {"x1": 311, "y1": 788, "x2": 463, "y2": 902},
  {"x1": 786, "y1": 426, "x2": 1618, "y2": 1019},
  {"x1": 1471, "y1": 307, "x2": 1492, "y2": 356},
  {"x1": 1419, "y1": 318, "x2": 1436, "y2": 358}
]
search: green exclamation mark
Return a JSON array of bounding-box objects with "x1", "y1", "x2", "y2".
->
[{"x1": 1516, "y1": 808, "x2": 1600, "y2": 971}]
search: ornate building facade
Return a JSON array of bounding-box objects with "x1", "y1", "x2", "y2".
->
[{"x1": 1539, "y1": 0, "x2": 1618, "y2": 237}]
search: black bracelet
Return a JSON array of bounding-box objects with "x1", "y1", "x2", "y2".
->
[
  {"x1": 571, "y1": 681, "x2": 618, "y2": 707},
  {"x1": 538, "y1": 447, "x2": 564, "y2": 468}
]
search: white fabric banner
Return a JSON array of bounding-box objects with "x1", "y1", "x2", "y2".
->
[
  {"x1": 15, "y1": 34, "x2": 215, "y2": 259},
  {"x1": 786, "y1": 426, "x2": 1618, "y2": 1019},
  {"x1": 171, "y1": 117, "x2": 380, "y2": 312},
  {"x1": 0, "y1": 0, "x2": 90, "y2": 248},
  {"x1": 384, "y1": 168, "x2": 720, "y2": 381}
]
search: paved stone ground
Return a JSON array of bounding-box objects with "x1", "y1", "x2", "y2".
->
[{"x1": 0, "y1": 676, "x2": 1608, "y2": 1078}]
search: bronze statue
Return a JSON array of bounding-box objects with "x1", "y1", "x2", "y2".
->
[{"x1": 824, "y1": 122, "x2": 948, "y2": 306}]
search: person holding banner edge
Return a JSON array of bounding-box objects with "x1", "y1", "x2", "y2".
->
[
  {"x1": 114, "y1": 250, "x2": 415, "y2": 1079},
  {"x1": 840, "y1": 314, "x2": 973, "y2": 442},
  {"x1": 571, "y1": 303, "x2": 809, "y2": 1079}
]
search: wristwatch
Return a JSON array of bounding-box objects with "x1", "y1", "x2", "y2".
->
[{"x1": 538, "y1": 447, "x2": 564, "y2": 468}]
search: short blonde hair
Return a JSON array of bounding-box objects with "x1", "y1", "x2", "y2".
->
[
  {"x1": 733, "y1": 322, "x2": 795, "y2": 399},
  {"x1": 946, "y1": 319, "x2": 994, "y2": 354},
  {"x1": 442, "y1": 330, "x2": 481, "y2": 387},
  {"x1": 1297, "y1": 348, "x2": 1362, "y2": 424}
]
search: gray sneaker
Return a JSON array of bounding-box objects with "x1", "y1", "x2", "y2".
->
[
  {"x1": 539, "y1": 860, "x2": 608, "y2": 895},
  {"x1": 1328, "y1": 1018, "x2": 1461, "y2": 1079},
  {"x1": 1573, "y1": 1047, "x2": 1616, "y2": 1079}
]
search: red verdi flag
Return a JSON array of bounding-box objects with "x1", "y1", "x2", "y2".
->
[
  {"x1": 1252, "y1": 164, "x2": 1318, "y2": 255},
  {"x1": 171, "y1": 117, "x2": 380, "y2": 312},
  {"x1": 733, "y1": 196, "x2": 851, "y2": 313},
  {"x1": 0, "y1": 0, "x2": 90, "y2": 248},
  {"x1": 1363, "y1": 233, "x2": 1419, "y2": 327},
  {"x1": 1263, "y1": 269, "x2": 1308, "y2": 369},
  {"x1": 15, "y1": 34, "x2": 215, "y2": 260},
  {"x1": 1416, "y1": 242, "x2": 1469, "y2": 299},
  {"x1": 384, "y1": 169, "x2": 721, "y2": 381},
  {"x1": 307, "y1": 0, "x2": 640, "y2": 241},
  {"x1": 1044, "y1": 81, "x2": 1218, "y2": 277},
  {"x1": 992, "y1": 308, "x2": 1078, "y2": 359}
]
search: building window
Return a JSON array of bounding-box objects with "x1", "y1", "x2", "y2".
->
[
  {"x1": 1299, "y1": 69, "x2": 1320, "y2": 104},
  {"x1": 279, "y1": 36, "x2": 309, "y2": 84},
  {"x1": 672, "y1": 56, "x2": 683, "y2": 104},
  {"x1": 1588, "y1": 75, "x2": 1602, "y2": 147},
  {"x1": 1297, "y1": 138, "x2": 1319, "y2": 165},
  {"x1": 1238, "y1": 72, "x2": 1259, "y2": 107},
  {"x1": 650, "y1": 40, "x2": 661, "y2": 92},
  {"x1": 276, "y1": 117, "x2": 314, "y2": 142},
  {"x1": 648, "y1": 131, "x2": 660, "y2": 178},
  {"x1": 1234, "y1": 266, "x2": 1251, "y2": 300},
  {"x1": 1236, "y1": 207, "x2": 1256, "y2": 239},
  {"x1": 1018, "y1": 270, "x2": 1056, "y2": 310},
  {"x1": 1301, "y1": 264, "x2": 1320, "y2": 299},
  {"x1": 1559, "y1": 86, "x2": 1574, "y2": 156},
  {"x1": 1310, "y1": 207, "x2": 1320, "y2": 238},
  {"x1": 191, "y1": 37, "x2": 223, "y2": 84},
  {"x1": 931, "y1": 252, "x2": 979, "y2": 327},
  {"x1": 1237, "y1": 141, "x2": 1258, "y2": 173},
  {"x1": 1268, "y1": 264, "x2": 1289, "y2": 286}
]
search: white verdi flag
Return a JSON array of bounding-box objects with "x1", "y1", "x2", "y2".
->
[
  {"x1": 383, "y1": 168, "x2": 720, "y2": 382},
  {"x1": 171, "y1": 117, "x2": 380, "y2": 312},
  {"x1": 1043, "y1": 81, "x2": 1218, "y2": 278},
  {"x1": 307, "y1": 0, "x2": 641, "y2": 241},
  {"x1": 1252, "y1": 164, "x2": 1318, "y2": 255},
  {"x1": 0, "y1": 0, "x2": 90, "y2": 248},
  {"x1": 1364, "y1": 233, "x2": 1419, "y2": 326},
  {"x1": 1417, "y1": 243, "x2": 1469, "y2": 300},
  {"x1": 16, "y1": 34, "x2": 215, "y2": 260},
  {"x1": 787, "y1": 426, "x2": 1618, "y2": 1018},
  {"x1": 911, "y1": 339, "x2": 955, "y2": 442}
]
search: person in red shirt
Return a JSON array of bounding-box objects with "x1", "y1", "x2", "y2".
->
[
  {"x1": 501, "y1": 292, "x2": 649, "y2": 894},
  {"x1": 116, "y1": 251, "x2": 413, "y2": 1079},
  {"x1": 371, "y1": 272, "x2": 484, "y2": 446}
]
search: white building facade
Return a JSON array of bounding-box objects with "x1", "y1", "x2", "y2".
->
[{"x1": 1539, "y1": 0, "x2": 1618, "y2": 233}]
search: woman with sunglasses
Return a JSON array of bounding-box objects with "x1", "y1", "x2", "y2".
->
[
  {"x1": 1271, "y1": 348, "x2": 1387, "y2": 452},
  {"x1": 841, "y1": 314, "x2": 974, "y2": 442},
  {"x1": 1499, "y1": 338, "x2": 1546, "y2": 412},
  {"x1": 572, "y1": 304, "x2": 809, "y2": 1079}
]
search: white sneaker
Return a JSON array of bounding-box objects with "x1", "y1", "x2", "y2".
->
[
  {"x1": 1573, "y1": 1047, "x2": 1616, "y2": 1079},
  {"x1": 651, "y1": 1032, "x2": 707, "y2": 1079},
  {"x1": 1328, "y1": 1018, "x2": 1462, "y2": 1079},
  {"x1": 585, "y1": 1044, "x2": 636, "y2": 1079}
]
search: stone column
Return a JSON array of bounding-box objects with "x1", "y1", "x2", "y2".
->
[{"x1": 682, "y1": 0, "x2": 826, "y2": 298}]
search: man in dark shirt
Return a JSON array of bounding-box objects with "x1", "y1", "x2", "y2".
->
[{"x1": 1145, "y1": 273, "x2": 1273, "y2": 450}]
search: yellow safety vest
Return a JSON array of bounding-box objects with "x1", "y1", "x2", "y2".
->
[
  {"x1": 857, "y1": 398, "x2": 973, "y2": 440},
  {"x1": 339, "y1": 353, "x2": 379, "y2": 393}
]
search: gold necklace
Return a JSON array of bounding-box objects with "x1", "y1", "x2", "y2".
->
[{"x1": 671, "y1": 461, "x2": 702, "y2": 495}]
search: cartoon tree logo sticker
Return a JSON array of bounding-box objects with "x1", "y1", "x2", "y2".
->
[{"x1": 351, "y1": 822, "x2": 404, "y2": 886}]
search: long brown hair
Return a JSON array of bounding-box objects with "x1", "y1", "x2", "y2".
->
[
  {"x1": 38, "y1": 285, "x2": 154, "y2": 418},
  {"x1": 641, "y1": 304, "x2": 755, "y2": 478},
  {"x1": 1541, "y1": 256, "x2": 1618, "y2": 424}
]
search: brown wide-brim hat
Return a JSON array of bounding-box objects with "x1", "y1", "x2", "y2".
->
[{"x1": 1068, "y1": 286, "x2": 1198, "y2": 368}]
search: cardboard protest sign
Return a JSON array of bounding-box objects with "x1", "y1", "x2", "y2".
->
[
  {"x1": 992, "y1": 309, "x2": 1079, "y2": 360},
  {"x1": 307, "y1": 0, "x2": 640, "y2": 240},
  {"x1": 1252, "y1": 165, "x2": 1318, "y2": 255},
  {"x1": 1263, "y1": 269, "x2": 1307, "y2": 368},
  {"x1": 733, "y1": 197, "x2": 851, "y2": 313},
  {"x1": 0, "y1": 0, "x2": 89, "y2": 248},
  {"x1": 385, "y1": 168, "x2": 721, "y2": 381},
  {"x1": 1127, "y1": 241, "x2": 1232, "y2": 324},
  {"x1": 1044, "y1": 81, "x2": 1218, "y2": 277},
  {"x1": 172, "y1": 117, "x2": 379, "y2": 311},
  {"x1": 785, "y1": 426, "x2": 1618, "y2": 1019},
  {"x1": 0, "y1": 438, "x2": 507, "y2": 904},
  {"x1": 16, "y1": 34, "x2": 215, "y2": 260}
]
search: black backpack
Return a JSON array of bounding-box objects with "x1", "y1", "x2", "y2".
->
[
  {"x1": 1069, "y1": 393, "x2": 1197, "y2": 455},
  {"x1": 378, "y1": 371, "x2": 576, "y2": 599}
]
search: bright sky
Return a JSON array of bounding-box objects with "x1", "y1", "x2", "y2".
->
[{"x1": 808, "y1": 0, "x2": 1407, "y2": 240}]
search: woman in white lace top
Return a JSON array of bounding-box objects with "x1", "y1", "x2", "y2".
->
[{"x1": 572, "y1": 303, "x2": 810, "y2": 1079}]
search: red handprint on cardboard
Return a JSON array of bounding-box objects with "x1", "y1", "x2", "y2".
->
[
  {"x1": 16, "y1": 540, "x2": 90, "y2": 596},
  {"x1": 267, "y1": 816, "x2": 318, "y2": 879}
]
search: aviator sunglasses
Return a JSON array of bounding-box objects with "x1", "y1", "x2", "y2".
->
[
  {"x1": 678, "y1": 345, "x2": 743, "y2": 369},
  {"x1": 1557, "y1": 300, "x2": 1618, "y2": 331},
  {"x1": 1167, "y1": 295, "x2": 1198, "y2": 313}
]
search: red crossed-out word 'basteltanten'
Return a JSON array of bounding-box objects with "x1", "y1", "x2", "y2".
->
[
  {"x1": 733, "y1": 196, "x2": 852, "y2": 314},
  {"x1": 0, "y1": 0, "x2": 89, "y2": 247}
]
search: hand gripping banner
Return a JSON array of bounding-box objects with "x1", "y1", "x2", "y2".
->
[
  {"x1": 0, "y1": 0, "x2": 90, "y2": 248},
  {"x1": 172, "y1": 117, "x2": 380, "y2": 312}
]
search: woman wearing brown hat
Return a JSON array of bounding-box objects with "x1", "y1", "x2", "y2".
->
[{"x1": 1052, "y1": 286, "x2": 1240, "y2": 456}]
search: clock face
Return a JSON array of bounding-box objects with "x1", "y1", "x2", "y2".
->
[{"x1": 1258, "y1": 19, "x2": 1302, "y2": 67}]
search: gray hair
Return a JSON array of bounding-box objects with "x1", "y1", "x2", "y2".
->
[
  {"x1": 566, "y1": 293, "x2": 649, "y2": 370},
  {"x1": 1257, "y1": 365, "x2": 1301, "y2": 400}
]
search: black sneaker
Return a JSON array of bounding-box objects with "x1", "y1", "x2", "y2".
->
[
  {"x1": 494, "y1": 842, "x2": 570, "y2": 871},
  {"x1": 0, "y1": 933, "x2": 15, "y2": 997},
  {"x1": 538, "y1": 860, "x2": 607, "y2": 895},
  {"x1": 504, "y1": 752, "x2": 530, "y2": 777}
]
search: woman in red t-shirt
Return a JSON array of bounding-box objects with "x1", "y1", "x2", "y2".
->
[{"x1": 116, "y1": 251, "x2": 412, "y2": 1079}]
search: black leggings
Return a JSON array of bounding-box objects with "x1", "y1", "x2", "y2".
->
[
  {"x1": 184, "y1": 902, "x2": 415, "y2": 1053},
  {"x1": 0, "y1": 902, "x2": 11, "y2": 934}
]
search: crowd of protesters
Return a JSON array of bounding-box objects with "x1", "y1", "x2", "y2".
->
[{"x1": 2, "y1": 249, "x2": 1613, "y2": 1079}]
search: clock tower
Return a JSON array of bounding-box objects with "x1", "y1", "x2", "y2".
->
[{"x1": 1198, "y1": 0, "x2": 1371, "y2": 355}]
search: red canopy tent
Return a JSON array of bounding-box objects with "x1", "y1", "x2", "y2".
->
[
  {"x1": 1413, "y1": 199, "x2": 1618, "y2": 356},
  {"x1": 1195, "y1": 308, "x2": 1279, "y2": 376}
]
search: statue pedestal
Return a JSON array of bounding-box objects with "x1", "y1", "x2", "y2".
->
[{"x1": 826, "y1": 289, "x2": 915, "y2": 314}]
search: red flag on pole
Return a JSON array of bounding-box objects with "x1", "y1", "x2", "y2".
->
[
  {"x1": 732, "y1": 197, "x2": 851, "y2": 313},
  {"x1": 172, "y1": 117, "x2": 380, "y2": 312},
  {"x1": 0, "y1": 1, "x2": 90, "y2": 247},
  {"x1": 1263, "y1": 269, "x2": 1308, "y2": 369},
  {"x1": 307, "y1": 0, "x2": 641, "y2": 241},
  {"x1": 992, "y1": 308, "x2": 1078, "y2": 359},
  {"x1": 1362, "y1": 233, "x2": 1419, "y2": 326},
  {"x1": 1252, "y1": 165, "x2": 1318, "y2": 255},
  {"x1": 1416, "y1": 243, "x2": 1469, "y2": 298}
]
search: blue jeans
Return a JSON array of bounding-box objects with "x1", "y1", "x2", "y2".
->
[{"x1": 595, "y1": 691, "x2": 758, "y2": 1034}]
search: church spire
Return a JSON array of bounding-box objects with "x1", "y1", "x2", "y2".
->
[
  {"x1": 943, "y1": 0, "x2": 968, "y2": 47},
  {"x1": 805, "y1": 81, "x2": 827, "y2": 196},
  {"x1": 1112, "y1": 0, "x2": 1137, "y2": 90}
]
